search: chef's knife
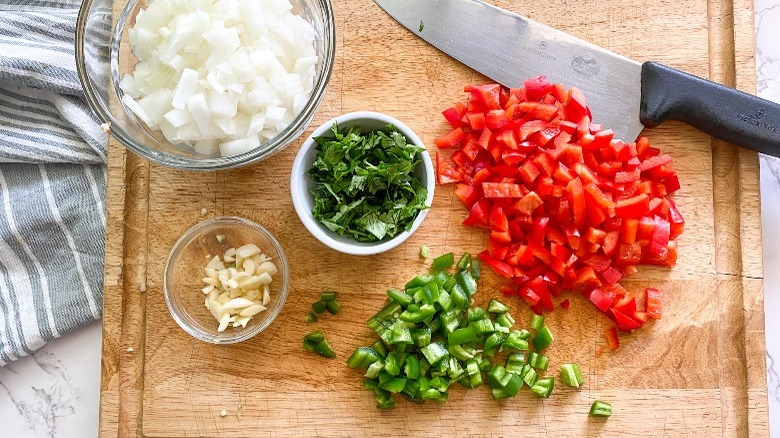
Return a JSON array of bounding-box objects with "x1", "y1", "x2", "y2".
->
[{"x1": 374, "y1": 0, "x2": 780, "y2": 156}]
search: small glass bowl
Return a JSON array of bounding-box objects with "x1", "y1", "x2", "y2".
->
[
  {"x1": 75, "y1": 0, "x2": 335, "y2": 170},
  {"x1": 164, "y1": 216, "x2": 289, "y2": 344}
]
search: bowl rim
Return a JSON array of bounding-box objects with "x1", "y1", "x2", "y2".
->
[
  {"x1": 75, "y1": 0, "x2": 336, "y2": 171},
  {"x1": 290, "y1": 111, "x2": 435, "y2": 256},
  {"x1": 163, "y1": 216, "x2": 290, "y2": 344}
]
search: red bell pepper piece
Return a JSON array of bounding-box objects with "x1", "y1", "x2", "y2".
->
[
  {"x1": 645, "y1": 287, "x2": 662, "y2": 319},
  {"x1": 463, "y1": 199, "x2": 490, "y2": 228},
  {"x1": 604, "y1": 326, "x2": 619, "y2": 350},
  {"x1": 454, "y1": 184, "x2": 479, "y2": 209},
  {"x1": 523, "y1": 75, "x2": 553, "y2": 101},
  {"x1": 639, "y1": 153, "x2": 672, "y2": 172},
  {"x1": 560, "y1": 299, "x2": 570, "y2": 310},
  {"x1": 436, "y1": 152, "x2": 463, "y2": 184},
  {"x1": 611, "y1": 294, "x2": 636, "y2": 315},
  {"x1": 434, "y1": 127, "x2": 466, "y2": 149},
  {"x1": 482, "y1": 182, "x2": 523, "y2": 198},
  {"x1": 442, "y1": 103, "x2": 466, "y2": 128},
  {"x1": 608, "y1": 308, "x2": 643, "y2": 331},
  {"x1": 477, "y1": 250, "x2": 515, "y2": 278},
  {"x1": 649, "y1": 216, "x2": 671, "y2": 256},
  {"x1": 464, "y1": 84, "x2": 501, "y2": 110},
  {"x1": 485, "y1": 109, "x2": 510, "y2": 129},
  {"x1": 615, "y1": 193, "x2": 650, "y2": 218},
  {"x1": 587, "y1": 288, "x2": 613, "y2": 312}
]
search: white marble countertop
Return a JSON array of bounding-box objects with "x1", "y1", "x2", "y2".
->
[{"x1": 2, "y1": 2, "x2": 780, "y2": 437}]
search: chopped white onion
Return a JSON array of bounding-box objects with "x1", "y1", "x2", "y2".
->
[{"x1": 121, "y1": 0, "x2": 318, "y2": 156}]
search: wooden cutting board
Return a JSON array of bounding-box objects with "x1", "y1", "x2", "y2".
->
[{"x1": 99, "y1": 0, "x2": 768, "y2": 436}]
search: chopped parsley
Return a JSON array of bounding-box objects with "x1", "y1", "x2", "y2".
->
[
  {"x1": 419, "y1": 20, "x2": 424, "y2": 32},
  {"x1": 307, "y1": 124, "x2": 429, "y2": 243}
]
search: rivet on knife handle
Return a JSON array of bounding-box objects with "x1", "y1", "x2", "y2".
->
[{"x1": 639, "y1": 61, "x2": 780, "y2": 156}]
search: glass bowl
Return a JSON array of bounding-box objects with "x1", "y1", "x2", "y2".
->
[
  {"x1": 75, "y1": 0, "x2": 335, "y2": 170},
  {"x1": 164, "y1": 216, "x2": 290, "y2": 344}
]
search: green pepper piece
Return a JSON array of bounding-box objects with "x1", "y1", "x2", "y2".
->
[
  {"x1": 387, "y1": 289, "x2": 413, "y2": 307},
  {"x1": 456, "y1": 253, "x2": 471, "y2": 270},
  {"x1": 505, "y1": 352, "x2": 526, "y2": 374},
  {"x1": 434, "y1": 270, "x2": 449, "y2": 286},
  {"x1": 429, "y1": 376, "x2": 449, "y2": 392},
  {"x1": 380, "y1": 377, "x2": 407, "y2": 393},
  {"x1": 303, "y1": 340, "x2": 315, "y2": 352},
  {"x1": 436, "y1": 290, "x2": 453, "y2": 312},
  {"x1": 468, "y1": 307, "x2": 487, "y2": 321},
  {"x1": 421, "y1": 341, "x2": 449, "y2": 365},
  {"x1": 410, "y1": 327, "x2": 432, "y2": 348},
  {"x1": 325, "y1": 300, "x2": 340, "y2": 315},
  {"x1": 420, "y1": 388, "x2": 442, "y2": 400},
  {"x1": 405, "y1": 274, "x2": 435, "y2": 290},
  {"x1": 487, "y1": 299, "x2": 509, "y2": 314},
  {"x1": 304, "y1": 331, "x2": 325, "y2": 344},
  {"x1": 320, "y1": 291, "x2": 337, "y2": 302},
  {"x1": 494, "y1": 312, "x2": 515, "y2": 328},
  {"x1": 450, "y1": 284, "x2": 469, "y2": 309},
  {"x1": 447, "y1": 344, "x2": 475, "y2": 361},
  {"x1": 432, "y1": 252, "x2": 455, "y2": 270},
  {"x1": 589, "y1": 400, "x2": 612, "y2": 417},
  {"x1": 484, "y1": 332, "x2": 507, "y2": 350},
  {"x1": 470, "y1": 318, "x2": 495, "y2": 335},
  {"x1": 491, "y1": 387, "x2": 511, "y2": 400},
  {"x1": 448, "y1": 326, "x2": 477, "y2": 345},
  {"x1": 531, "y1": 377, "x2": 554, "y2": 398},
  {"x1": 384, "y1": 351, "x2": 404, "y2": 376},
  {"x1": 404, "y1": 355, "x2": 421, "y2": 379},
  {"x1": 399, "y1": 303, "x2": 436, "y2": 323},
  {"x1": 440, "y1": 309, "x2": 461, "y2": 335},
  {"x1": 401, "y1": 379, "x2": 422, "y2": 401},
  {"x1": 456, "y1": 270, "x2": 477, "y2": 296},
  {"x1": 522, "y1": 366, "x2": 538, "y2": 387},
  {"x1": 529, "y1": 351, "x2": 549, "y2": 371},
  {"x1": 367, "y1": 302, "x2": 401, "y2": 331},
  {"x1": 311, "y1": 301, "x2": 326, "y2": 314},
  {"x1": 390, "y1": 320, "x2": 413, "y2": 345},
  {"x1": 560, "y1": 363, "x2": 582, "y2": 388},
  {"x1": 371, "y1": 340, "x2": 388, "y2": 358},
  {"x1": 305, "y1": 311, "x2": 318, "y2": 323},
  {"x1": 419, "y1": 245, "x2": 429, "y2": 259},
  {"x1": 314, "y1": 340, "x2": 336, "y2": 358},
  {"x1": 346, "y1": 346, "x2": 382, "y2": 369},
  {"x1": 531, "y1": 314, "x2": 545, "y2": 331},
  {"x1": 425, "y1": 281, "x2": 440, "y2": 302},
  {"x1": 501, "y1": 330, "x2": 530, "y2": 352},
  {"x1": 486, "y1": 365, "x2": 507, "y2": 389},
  {"x1": 365, "y1": 360, "x2": 384, "y2": 379},
  {"x1": 447, "y1": 356, "x2": 464, "y2": 380},
  {"x1": 502, "y1": 373, "x2": 524, "y2": 396},
  {"x1": 532, "y1": 326, "x2": 554, "y2": 351},
  {"x1": 442, "y1": 275, "x2": 457, "y2": 292},
  {"x1": 470, "y1": 259, "x2": 480, "y2": 279}
]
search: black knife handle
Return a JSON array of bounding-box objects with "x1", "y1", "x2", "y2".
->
[{"x1": 639, "y1": 61, "x2": 780, "y2": 157}]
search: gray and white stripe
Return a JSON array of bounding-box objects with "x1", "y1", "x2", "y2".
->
[{"x1": 0, "y1": 0, "x2": 107, "y2": 366}]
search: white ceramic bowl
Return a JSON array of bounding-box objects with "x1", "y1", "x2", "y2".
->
[{"x1": 290, "y1": 111, "x2": 435, "y2": 255}]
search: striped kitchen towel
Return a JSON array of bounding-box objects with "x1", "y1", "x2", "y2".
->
[{"x1": 0, "y1": 0, "x2": 107, "y2": 366}]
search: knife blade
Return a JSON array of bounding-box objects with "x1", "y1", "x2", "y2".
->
[{"x1": 374, "y1": 0, "x2": 780, "y2": 156}]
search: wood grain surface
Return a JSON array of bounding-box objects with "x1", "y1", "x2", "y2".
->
[{"x1": 99, "y1": 0, "x2": 768, "y2": 436}]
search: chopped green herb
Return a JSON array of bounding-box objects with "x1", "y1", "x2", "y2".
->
[
  {"x1": 419, "y1": 20, "x2": 424, "y2": 32},
  {"x1": 307, "y1": 124, "x2": 429, "y2": 243}
]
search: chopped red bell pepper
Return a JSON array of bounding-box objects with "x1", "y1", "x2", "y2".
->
[{"x1": 434, "y1": 78, "x2": 683, "y2": 325}]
